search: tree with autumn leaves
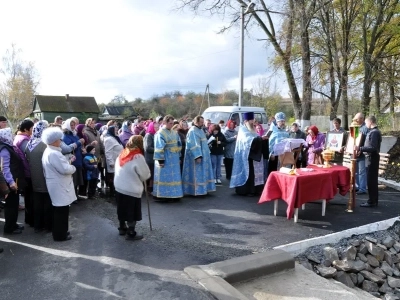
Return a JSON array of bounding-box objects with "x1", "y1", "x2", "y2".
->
[
  {"x1": 176, "y1": 0, "x2": 400, "y2": 128},
  {"x1": 0, "y1": 44, "x2": 39, "y2": 127}
]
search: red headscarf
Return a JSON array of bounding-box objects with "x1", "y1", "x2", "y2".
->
[
  {"x1": 309, "y1": 125, "x2": 319, "y2": 141},
  {"x1": 119, "y1": 135, "x2": 144, "y2": 167}
]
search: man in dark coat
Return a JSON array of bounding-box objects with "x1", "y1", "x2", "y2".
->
[{"x1": 356, "y1": 116, "x2": 382, "y2": 207}]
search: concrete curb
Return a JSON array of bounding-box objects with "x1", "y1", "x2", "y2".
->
[
  {"x1": 274, "y1": 216, "x2": 400, "y2": 257},
  {"x1": 184, "y1": 250, "x2": 294, "y2": 300},
  {"x1": 379, "y1": 177, "x2": 400, "y2": 191}
]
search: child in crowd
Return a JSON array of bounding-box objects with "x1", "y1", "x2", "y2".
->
[{"x1": 83, "y1": 145, "x2": 99, "y2": 199}]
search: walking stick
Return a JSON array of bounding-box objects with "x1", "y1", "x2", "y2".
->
[{"x1": 144, "y1": 183, "x2": 153, "y2": 231}]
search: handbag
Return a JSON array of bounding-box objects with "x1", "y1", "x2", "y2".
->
[{"x1": 0, "y1": 173, "x2": 10, "y2": 196}]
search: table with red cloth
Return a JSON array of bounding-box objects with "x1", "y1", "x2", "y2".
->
[{"x1": 258, "y1": 165, "x2": 350, "y2": 220}]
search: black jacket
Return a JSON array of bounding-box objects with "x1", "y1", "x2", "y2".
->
[
  {"x1": 209, "y1": 132, "x2": 227, "y2": 156},
  {"x1": 360, "y1": 127, "x2": 382, "y2": 158}
]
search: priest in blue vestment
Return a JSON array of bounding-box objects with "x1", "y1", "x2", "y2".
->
[
  {"x1": 153, "y1": 115, "x2": 183, "y2": 201},
  {"x1": 182, "y1": 115, "x2": 216, "y2": 196},
  {"x1": 230, "y1": 112, "x2": 266, "y2": 196}
]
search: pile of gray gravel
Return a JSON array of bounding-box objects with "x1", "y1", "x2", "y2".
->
[{"x1": 296, "y1": 221, "x2": 400, "y2": 299}]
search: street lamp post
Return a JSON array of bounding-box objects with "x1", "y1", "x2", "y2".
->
[
  {"x1": 239, "y1": 4, "x2": 245, "y2": 107},
  {"x1": 238, "y1": 2, "x2": 255, "y2": 107}
]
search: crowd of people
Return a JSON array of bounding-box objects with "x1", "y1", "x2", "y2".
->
[{"x1": 0, "y1": 110, "x2": 383, "y2": 252}]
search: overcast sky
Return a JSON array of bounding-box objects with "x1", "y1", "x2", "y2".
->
[{"x1": 0, "y1": 0, "x2": 286, "y2": 103}]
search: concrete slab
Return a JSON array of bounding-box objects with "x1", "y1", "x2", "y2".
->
[
  {"x1": 234, "y1": 264, "x2": 376, "y2": 300},
  {"x1": 204, "y1": 250, "x2": 294, "y2": 283},
  {"x1": 198, "y1": 276, "x2": 248, "y2": 300}
]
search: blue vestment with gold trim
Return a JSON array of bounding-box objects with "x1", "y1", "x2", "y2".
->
[
  {"x1": 182, "y1": 126, "x2": 216, "y2": 196},
  {"x1": 153, "y1": 128, "x2": 183, "y2": 198}
]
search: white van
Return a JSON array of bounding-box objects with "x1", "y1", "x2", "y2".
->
[{"x1": 202, "y1": 106, "x2": 269, "y2": 130}]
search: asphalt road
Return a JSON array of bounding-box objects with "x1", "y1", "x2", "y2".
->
[{"x1": 1, "y1": 174, "x2": 400, "y2": 300}]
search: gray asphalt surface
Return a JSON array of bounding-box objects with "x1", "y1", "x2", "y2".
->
[{"x1": 1, "y1": 173, "x2": 399, "y2": 300}]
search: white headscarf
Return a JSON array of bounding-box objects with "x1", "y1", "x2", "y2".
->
[
  {"x1": 42, "y1": 127, "x2": 63, "y2": 145},
  {"x1": 62, "y1": 118, "x2": 75, "y2": 133},
  {"x1": 27, "y1": 120, "x2": 49, "y2": 152},
  {"x1": 0, "y1": 128, "x2": 14, "y2": 146}
]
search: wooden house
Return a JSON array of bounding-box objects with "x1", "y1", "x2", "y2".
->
[{"x1": 32, "y1": 94, "x2": 99, "y2": 123}]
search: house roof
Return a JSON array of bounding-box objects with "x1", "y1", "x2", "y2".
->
[
  {"x1": 103, "y1": 105, "x2": 135, "y2": 116},
  {"x1": 33, "y1": 95, "x2": 99, "y2": 113}
]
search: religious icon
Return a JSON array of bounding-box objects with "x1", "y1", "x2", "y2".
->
[{"x1": 326, "y1": 132, "x2": 344, "y2": 151}]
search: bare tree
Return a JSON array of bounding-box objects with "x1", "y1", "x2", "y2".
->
[
  {"x1": 176, "y1": 1, "x2": 306, "y2": 119},
  {"x1": 0, "y1": 44, "x2": 39, "y2": 126},
  {"x1": 358, "y1": 0, "x2": 400, "y2": 114}
]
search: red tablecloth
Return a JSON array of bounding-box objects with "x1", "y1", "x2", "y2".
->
[{"x1": 258, "y1": 165, "x2": 350, "y2": 219}]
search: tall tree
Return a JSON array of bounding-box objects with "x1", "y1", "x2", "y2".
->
[
  {"x1": 177, "y1": 0, "x2": 306, "y2": 120},
  {"x1": 0, "y1": 44, "x2": 39, "y2": 125},
  {"x1": 310, "y1": 0, "x2": 360, "y2": 129},
  {"x1": 357, "y1": 0, "x2": 400, "y2": 114}
]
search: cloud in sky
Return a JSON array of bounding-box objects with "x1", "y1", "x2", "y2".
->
[{"x1": 0, "y1": 0, "x2": 286, "y2": 103}]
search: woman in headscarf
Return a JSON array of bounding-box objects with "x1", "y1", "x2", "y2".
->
[
  {"x1": 177, "y1": 120, "x2": 189, "y2": 173},
  {"x1": 13, "y1": 119, "x2": 35, "y2": 226},
  {"x1": 25, "y1": 120, "x2": 52, "y2": 233},
  {"x1": 114, "y1": 135, "x2": 150, "y2": 240},
  {"x1": 75, "y1": 124, "x2": 85, "y2": 140},
  {"x1": 132, "y1": 119, "x2": 146, "y2": 137},
  {"x1": 223, "y1": 120, "x2": 237, "y2": 180},
  {"x1": 306, "y1": 125, "x2": 325, "y2": 165},
  {"x1": 42, "y1": 127, "x2": 76, "y2": 241},
  {"x1": 104, "y1": 125, "x2": 124, "y2": 198},
  {"x1": 118, "y1": 120, "x2": 133, "y2": 147},
  {"x1": 143, "y1": 121, "x2": 159, "y2": 192},
  {"x1": 95, "y1": 123, "x2": 102, "y2": 131},
  {"x1": 0, "y1": 128, "x2": 26, "y2": 234},
  {"x1": 268, "y1": 112, "x2": 290, "y2": 173},
  {"x1": 62, "y1": 118, "x2": 84, "y2": 201},
  {"x1": 98, "y1": 124, "x2": 109, "y2": 188}
]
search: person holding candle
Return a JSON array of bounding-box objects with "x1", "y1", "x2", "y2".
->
[
  {"x1": 208, "y1": 124, "x2": 227, "y2": 185},
  {"x1": 223, "y1": 120, "x2": 237, "y2": 180}
]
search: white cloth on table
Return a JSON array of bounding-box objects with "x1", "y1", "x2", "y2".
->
[{"x1": 273, "y1": 138, "x2": 307, "y2": 156}]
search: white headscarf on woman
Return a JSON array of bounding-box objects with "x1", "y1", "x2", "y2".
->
[
  {"x1": 62, "y1": 118, "x2": 75, "y2": 133},
  {"x1": 0, "y1": 128, "x2": 14, "y2": 146},
  {"x1": 27, "y1": 120, "x2": 49, "y2": 152},
  {"x1": 42, "y1": 127, "x2": 63, "y2": 145}
]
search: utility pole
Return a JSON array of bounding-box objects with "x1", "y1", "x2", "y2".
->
[{"x1": 239, "y1": 5, "x2": 245, "y2": 107}]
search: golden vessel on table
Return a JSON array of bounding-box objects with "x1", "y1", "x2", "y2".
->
[{"x1": 322, "y1": 148, "x2": 335, "y2": 168}]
